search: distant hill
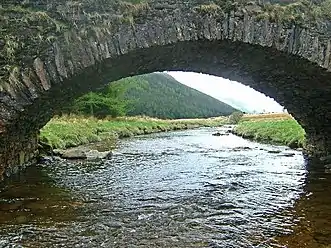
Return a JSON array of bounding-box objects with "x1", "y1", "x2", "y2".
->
[
  {"x1": 121, "y1": 73, "x2": 237, "y2": 119},
  {"x1": 61, "y1": 72, "x2": 238, "y2": 119}
]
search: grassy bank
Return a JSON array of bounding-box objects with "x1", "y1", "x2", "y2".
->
[
  {"x1": 40, "y1": 115, "x2": 226, "y2": 150},
  {"x1": 233, "y1": 113, "x2": 306, "y2": 148}
]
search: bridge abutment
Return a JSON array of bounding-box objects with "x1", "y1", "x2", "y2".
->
[
  {"x1": 305, "y1": 132, "x2": 331, "y2": 159},
  {"x1": 0, "y1": 133, "x2": 39, "y2": 181}
]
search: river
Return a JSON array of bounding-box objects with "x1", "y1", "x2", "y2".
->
[{"x1": 0, "y1": 127, "x2": 330, "y2": 247}]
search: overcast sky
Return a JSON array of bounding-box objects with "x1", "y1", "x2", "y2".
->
[{"x1": 166, "y1": 71, "x2": 284, "y2": 113}]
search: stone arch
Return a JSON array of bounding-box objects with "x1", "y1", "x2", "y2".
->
[{"x1": 1, "y1": 1, "x2": 331, "y2": 178}]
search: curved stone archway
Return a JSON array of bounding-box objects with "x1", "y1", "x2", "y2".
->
[{"x1": 1, "y1": 0, "x2": 331, "y2": 178}]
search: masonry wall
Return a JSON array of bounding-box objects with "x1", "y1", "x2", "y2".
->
[{"x1": 0, "y1": 134, "x2": 39, "y2": 181}]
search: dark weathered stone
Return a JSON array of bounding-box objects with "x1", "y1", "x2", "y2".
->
[
  {"x1": 212, "y1": 132, "x2": 222, "y2": 136},
  {"x1": 1, "y1": 0, "x2": 331, "y2": 179}
]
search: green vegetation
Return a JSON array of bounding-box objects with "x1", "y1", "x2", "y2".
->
[
  {"x1": 122, "y1": 73, "x2": 237, "y2": 118},
  {"x1": 62, "y1": 72, "x2": 237, "y2": 119},
  {"x1": 61, "y1": 82, "x2": 133, "y2": 118},
  {"x1": 227, "y1": 111, "x2": 244, "y2": 124},
  {"x1": 43, "y1": 72, "x2": 234, "y2": 150},
  {"x1": 40, "y1": 115, "x2": 226, "y2": 149},
  {"x1": 254, "y1": 0, "x2": 331, "y2": 24},
  {"x1": 194, "y1": 3, "x2": 224, "y2": 15},
  {"x1": 193, "y1": 0, "x2": 331, "y2": 25},
  {"x1": 233, "y1": 114, "x2": 306, "y2": 148}
]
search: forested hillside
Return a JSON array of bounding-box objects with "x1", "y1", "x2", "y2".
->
[
  {"x1": 122, "y1": 73, "x2": 237, "y2": 119},
  {"x1": 63, "y1": 72, "x2": 237, "y2": 119}
]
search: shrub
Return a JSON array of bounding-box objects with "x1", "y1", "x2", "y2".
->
[{"x1": 228, "y1": 111, "x2": 244, "y2": 124}]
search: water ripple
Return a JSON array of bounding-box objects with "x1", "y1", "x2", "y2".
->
[{"x1": 0, "y1": 127, "x2": 313, "y2": 247}]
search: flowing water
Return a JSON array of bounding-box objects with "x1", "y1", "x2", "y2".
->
[{"x1": 0, "y1": 127, "x2": 331, "y2": 248}]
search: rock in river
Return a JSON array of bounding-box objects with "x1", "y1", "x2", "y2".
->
[
  {"x1": 61, "y1": 148, "x2": 112, "y2": 160},
  {"x1": 61, "y1": 149, "x2": 87, "y2": 159},
  {"x1": 232, "y1": 146, "x2": 252, "y2": 151},
  {"x1": 267, "y1": 150, "x2": 282, "y2": 154},
  {"x1": 212, "y1": 132, "x2": 229, "y2": 136},
  {"x1": 278, "y1": 152, "x2": 296, "y2": 157},
  {"x1": 85, "y1": 150, "x2": 112, "y2": 160}
]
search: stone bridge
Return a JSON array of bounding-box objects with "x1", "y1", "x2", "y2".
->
[{"x1": 1, "y1": 0, "x2": 331, "y2": 179}]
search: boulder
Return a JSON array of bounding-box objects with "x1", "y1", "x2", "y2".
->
[
  {"x1": 85, "y1": 150, "x2": 112, "y2": 160},
  {"x1": 288, "y1": 141, "x2": 299, "y2": 149},
  {"x1": 61, "y1": 149, "x2": 87, "y2": 159},
  {"x1": 267, "y1": 150, "x2": 282, "y2": 154},
  {"x1": 279, "y1": 152, "x2": 296, "y2": 157},
  {"x1": 212, "y1": 132, "x2": 230, "y2": 136},
  {"x1": 37, "y1": 156, "x2": 57, "y2": 165},
  {"x1": 232, "y1": 146, "x2": 251, "y2": 151},
  {"x1": 53, "y1": 149, "x2": 64, "y2": 156},
  {"x1": 60, "y1": 148, "x2": 112, "y2": 160}
]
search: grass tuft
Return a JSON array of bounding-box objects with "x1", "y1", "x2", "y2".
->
[{"x1": 233, "y1": 113, "x2": 306, "y2": 148}]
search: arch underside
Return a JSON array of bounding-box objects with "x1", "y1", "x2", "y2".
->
[{"x1": 1, "y1": 39, "x2": 331, "y2": 178}]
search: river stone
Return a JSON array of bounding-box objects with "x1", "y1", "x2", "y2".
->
[
  {"x1": 53, "y1": 149, "x2": 64, "y2": 156},
  {"x1": 212, "y1": 132, "x2": 229, "y2": 136},
  {"x1": 268, "y1": 150, "x2": 282, "y2": 154},
  {"x1": 325, "y1": 163, "x2": 331, "y2": 168},
  {"x1": 288, "y1": 141, "x2": 299, "y2": 149},
  {"x1": 232, "y1": 146, "x2": 252, "y2": 151},
  {"x1": 61, "y1": 149, "x2": 87, "y2": 159},
  {"x1": 279, "y1": 152, "x2": 296, "y2": 157},
  {"x1": 85, "y1": 150, "x2": 112, "y2": 160},
  {"x1": 38, "y1": 156, "x2": 56, "y2": 165}
]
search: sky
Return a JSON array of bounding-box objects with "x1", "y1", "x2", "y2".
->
[{"x1": 166, "y1": 71, "x2": 284, "y2": 113}]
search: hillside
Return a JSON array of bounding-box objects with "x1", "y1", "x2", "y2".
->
[
  {"x1": 121, "y1": 73, "x2": 237, "y2": 119},
  {"x1": 62, "y1": 72, "x2": 238, "y2": 119}
]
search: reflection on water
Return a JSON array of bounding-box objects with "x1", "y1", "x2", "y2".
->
[
  {"x1": 0, "y1": 166, "x2": 85, "y2": 247},
  {"x1": 277, "y1": 160, "x2": 331, "y2": 248},
  {"x1": 0, "y1": 166, "x2": 83, "y2": 224},
  {"x1": 0, "y1": 128, "x2": 330, "y2": 247}
]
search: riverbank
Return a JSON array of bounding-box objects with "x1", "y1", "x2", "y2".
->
[
  {"x1": 40, "y1": 115, "x2": 226, "y2": 150},
  {"x1": 232, "y1": 113, "x2": 306, "y2": 148}
]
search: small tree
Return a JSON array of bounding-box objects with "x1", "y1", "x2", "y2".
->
[
  {"x1": 228, "y1": 111, "x2": 243, "y2": 124},
  {"x1": 60, "y1": 77, "x2": 142, "y2": 118}
]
